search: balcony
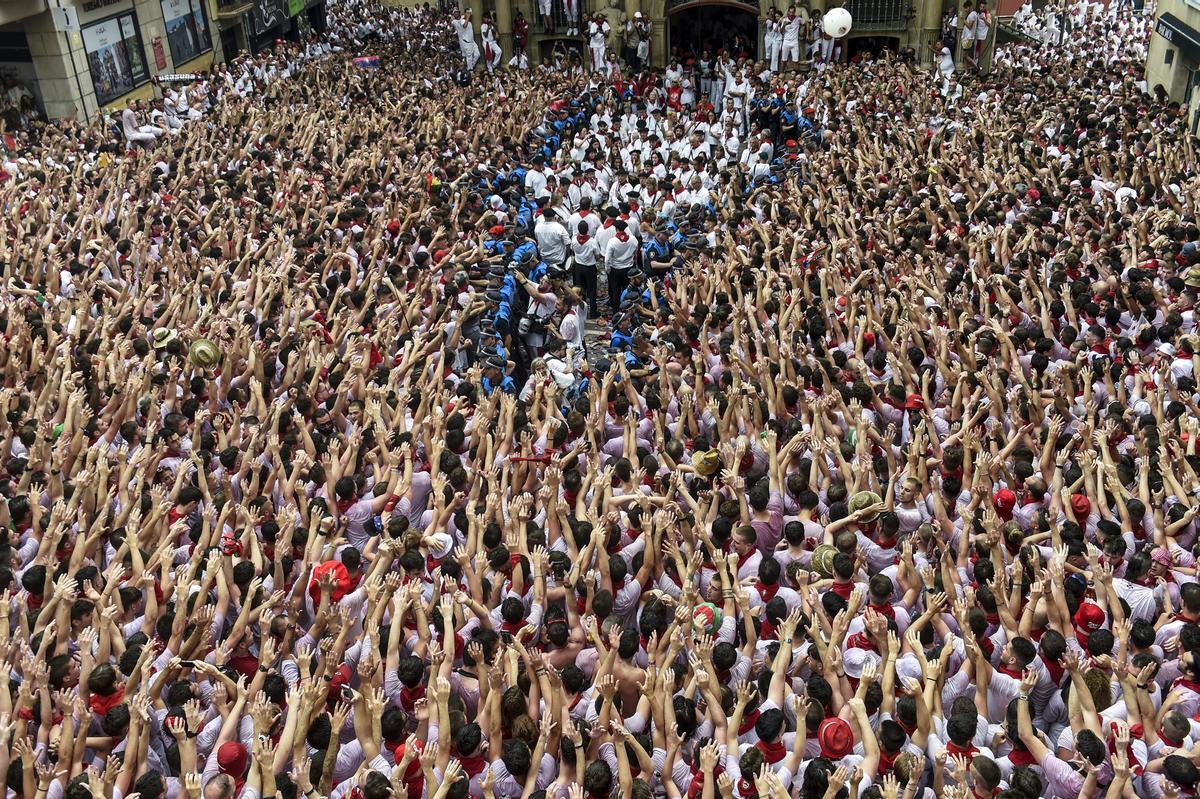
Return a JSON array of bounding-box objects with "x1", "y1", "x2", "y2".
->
[
  {"x1": 211, "y1": 0, "x2": 256, "y2": 19},
  {"x1": 664, "y1": 0, "x2": 759, "y2": 12},
  {"x1": 839, "y1": 0, "x2": 914, "y2": 31}
]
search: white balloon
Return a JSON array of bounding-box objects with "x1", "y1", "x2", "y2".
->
[{"x1": 823, "y1": 7, "x2": 853, "y2": 38}]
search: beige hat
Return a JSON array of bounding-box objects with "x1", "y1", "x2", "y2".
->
[
  {"x1": 152, "y1": 328, "x2": 178, "y2": 349},
  {"x1": 691, "y1": 449, "x2": 721, "y2": 477}
]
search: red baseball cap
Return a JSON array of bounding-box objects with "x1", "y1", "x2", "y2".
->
[
  {"x1": 1069, "y1": 494, "x2": 1092, "y2": 521},
  {"x1": 327, "y1": 663, "x2": 353, "y2": 701},
  {"x1": 993, "y1": 489, "x2": 1016, "y2": 520},
  {"x1": 818, "y1": 717, "x2": 853, "y2": 759},
  {"x1": 1073, "y1": 602, "x2": 1105, "y2": 637},
  {"x1": 217, "y1": 742, "x2": 249, "y2": 777}
]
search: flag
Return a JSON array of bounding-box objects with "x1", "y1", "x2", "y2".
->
[{"x1": 353, "y1": 56, "x2": 379, "y2": 68}]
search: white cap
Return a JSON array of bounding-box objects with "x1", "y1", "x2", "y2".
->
[
  {"x1": 634, "y1": 10, "x2": 642, "y2": 16},
  {"x1": 842, "y1": 647, "x2": 880, "y2": 679},
  {"x1": 895, "y1": 654, "x2": 924, "y2": 686}
]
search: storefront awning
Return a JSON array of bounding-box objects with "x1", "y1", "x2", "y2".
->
[{"x1": 1155, "y1": 12, "x2": 1200, "y2": 62}]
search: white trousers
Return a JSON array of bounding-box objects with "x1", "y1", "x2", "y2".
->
[
  {"x1": 781, "y1": 38, "x2": 801, "y2": 62},
  {"x1": 764, "y1": 34, "x2": 781, "y2": 71},
  {"x1": 461, "y1": 40, "x2": 480, "y2": 69}
]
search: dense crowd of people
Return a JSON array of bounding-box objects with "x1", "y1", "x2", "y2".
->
[{"x1": 1, "y1": 4, "x2": 1199, "y2": 799}]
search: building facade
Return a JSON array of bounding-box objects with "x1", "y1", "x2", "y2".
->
[
  {"x1": 0, "y1": 0, "x2": 326, "y2": 121},
  {"x1": 1146, "y1": 0, "x2": 1200, "y2": 136},
  {"x1": 390, "y1": 0, "x2": 981, "y2": 71}
]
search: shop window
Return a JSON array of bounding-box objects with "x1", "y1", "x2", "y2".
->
[
  {"x1": 161, "y1": 0, "x2": 214, "y2": 66},
  {"x1": 82, "y1": 12, "x2": 150, "y2": 106}
]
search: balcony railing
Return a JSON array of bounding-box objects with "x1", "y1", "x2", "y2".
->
[
  {"x1": 838, "y1": 0, "x2": 914, "y2": 30},
  {"x1": 664, "y1": 0, "x2": 759, "y2": 12},
  {"x1": 211, "y1": 0, "x2": 256, "y2": 19}
]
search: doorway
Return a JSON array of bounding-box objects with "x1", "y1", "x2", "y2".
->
[
  {"x1": 667, "y1": 3, "x2": 760, "y2": 63},
  {"x1": 844, "y1": 35, "x2": 901, "y2": 61}
]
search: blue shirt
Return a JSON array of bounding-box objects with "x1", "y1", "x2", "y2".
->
[
  {"x1": 643, "y1": 239, "x2": 672, "y2": 263},
  {"x1": 482, "y1": 374, "x2": 517, "y2": 396},
  {"x1": 621, "y1": 285, "x2": 652, "y2": 307},
  {"x1": 610, "y1": 330, "x2": 633, "y2": 351},
  {"x1": 512, "y1": 240, "x2": 538, "y2": 265}
]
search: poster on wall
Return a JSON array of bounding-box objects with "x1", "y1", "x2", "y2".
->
[
  {"x1": 251, "y1": 0, "x2": 289, "y2": 37},
  {"x1": 288, "y1": 0, "x2": 306, "y2": 16},
  {"x1": 160, "y1": 0, "x2": 212, "y2": 67},
  {"x1": 82, "y1": 12, "x2": 150, "y2": 105}
]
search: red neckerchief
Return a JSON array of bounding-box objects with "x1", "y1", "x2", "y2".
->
[
  {"x1": 1177, "y1": 676, "x2": 1200, "y2": 695},
  {"x1": 459, "y1": 754, "x2": 487, "y2": 777},
  {"x1": 868, "y1": 601, "x2": 895, "y2": 620},
  {"x1": 1007, "y1": 747, "x2": 1037, "y2": 766},
  {"x1": 998, "y1": 664, "x2": 1022, "y2": 678},
  {"x1": 738, "y1": 707, "x2": 761, "y2": 735},
  {"x1": 756, "y1": 582, "x2": 780, "y2": 602},
  {"x1": 616, "y1": 231, "x2": 629, "y2": 242},
  {"x1": 398, "y1": 684, "x2": 426, "y2": 712},
  {"x1": 946, "y1": 741, "x2": 979, "y2": 764},
  {"x1": 846, "y1": 632, "x2": 876, "y2": 652},
  {"x1": 760, "y1": 617, "x2": 778, "y2": 641},
  {"x1": 755, "y1": 738, "x2": 786, "y2": 764},
  {"x1": 89, "y1": 687, "x2": 126, "y2": 715},
  {"x1": 1042, "y1": 654, "x2": 1065, "y2": 685},
  {"x1": 577, "y1": 234, "x2": 590, "y2": 244},
  {"x1": 387, "y1": 741, "x2": 425, "y2": 797},
  {"x1": 1107, "y1": 721, "x2": 1144, "y2": 776},
  {"x1": 687, "y1": 765, "x2": 723, "y2": 799},
  {"x1": 879, "y1": 747, "x2": 901, "y2": 775},
  {"x1": 831, "y1": 580, "x2": 854, "y2": 600}
]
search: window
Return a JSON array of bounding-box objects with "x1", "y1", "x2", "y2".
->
[
  {"x1": 160, "y1": 0, "x2": 213, "y2": 66},
  {"x1": 82, "y1": 12, "x2": 150, "y2": 106}
]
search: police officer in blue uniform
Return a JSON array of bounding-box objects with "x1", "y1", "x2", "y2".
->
[
  {"x1": 619, "y1": 270, "x2": 653, "y2": 313},
  {"x1": 622, "y1": 331, "x2": 659, "y2": 378},
  {"x1": 481, "y1": 355, "x2": 516, "y2": 395},
  {"x1": 609, "y1": 313, "x2": 635, "y2": 351},
  {"x1": 643, "y1": 227, "x2": 674, "y2": 279}
]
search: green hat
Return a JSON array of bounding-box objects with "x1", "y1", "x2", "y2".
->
[{"x1": 692, "y1": 602, "x2": 723, "y2": 634}]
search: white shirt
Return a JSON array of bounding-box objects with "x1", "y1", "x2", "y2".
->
[
  {"x1": 525, "y1": 168, "x2": 549, "y2": 200},
  {"x1": 570, "y1": 234, "x2": 601, "y2": 266},
  {"x1": 783, "y1": 15, "x2": 802, "y2": 42},
  {"x1": 605, "y1": 234, "x2": 638, "y2": 271},
  {"x1": 453, "y1": 16, "x2": 475, "y2": 45},
  {"x1": 534, "y1": 218, "x2": 570, "y2": 264}
]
